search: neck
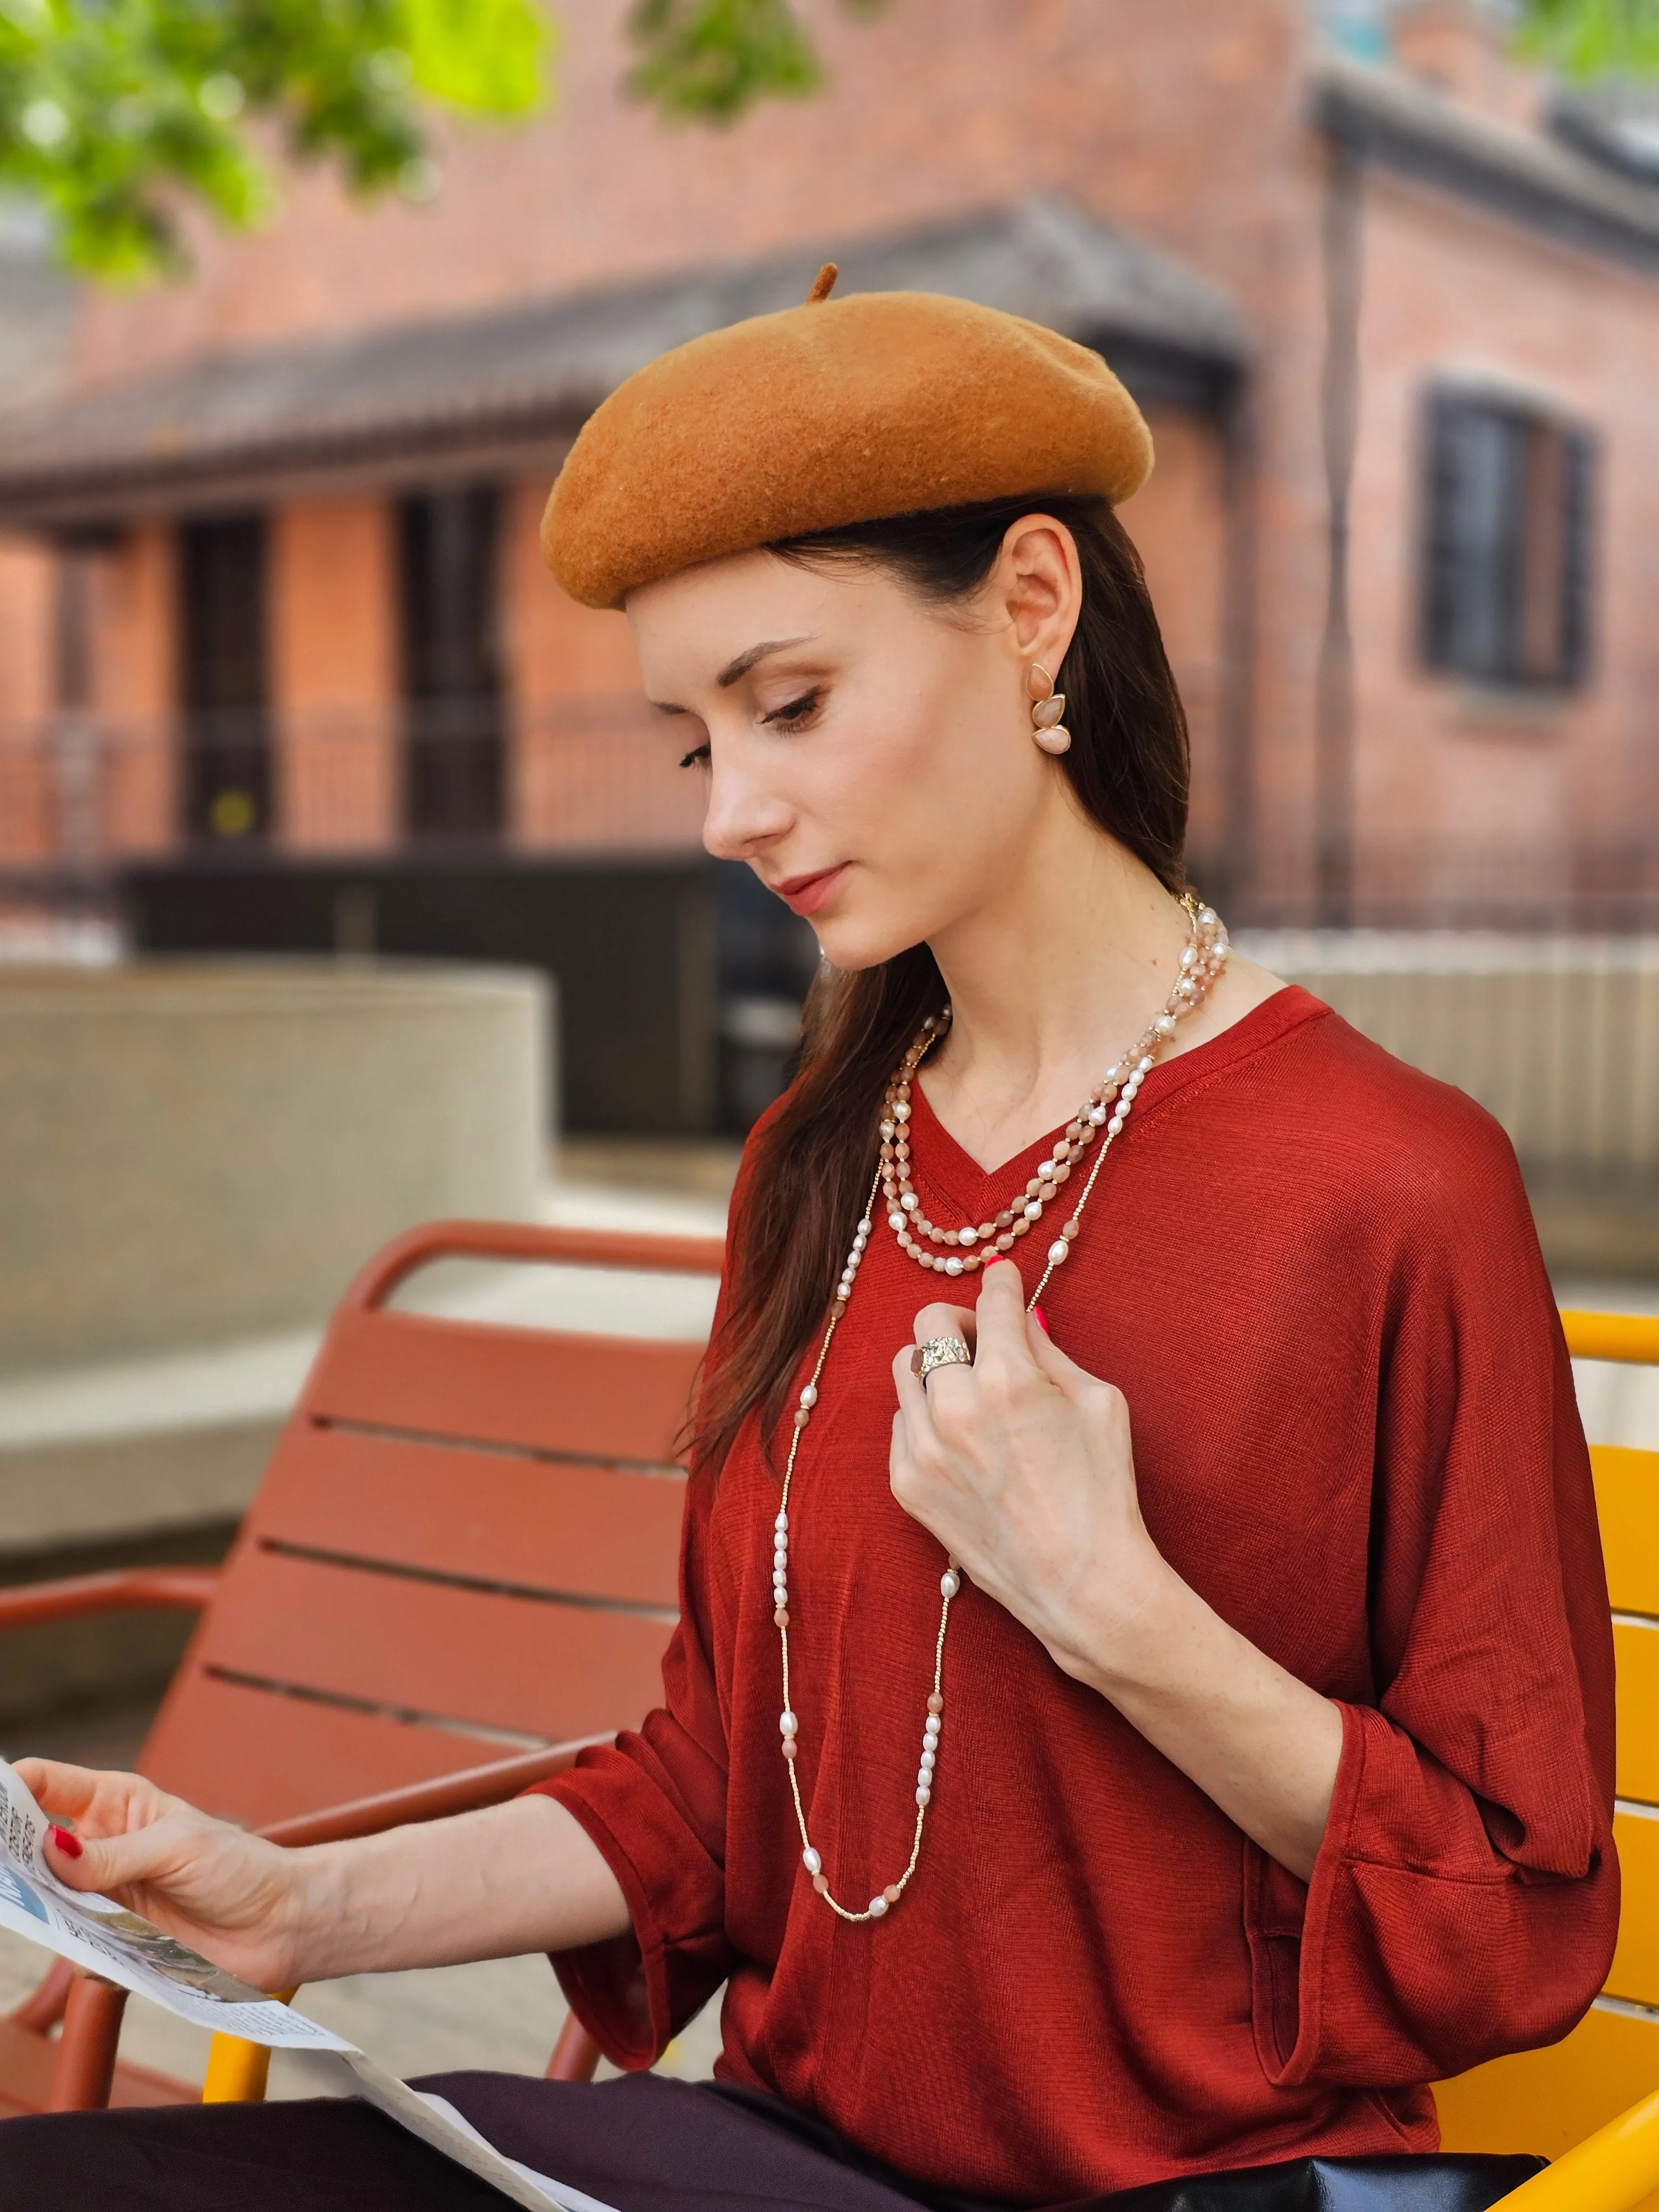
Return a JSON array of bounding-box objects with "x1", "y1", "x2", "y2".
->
[{"x1": 919, "y1": 799, "x2": 1191, "y2": 1170}]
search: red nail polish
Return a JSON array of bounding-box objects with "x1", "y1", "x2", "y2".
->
[
  {"x1": 48, "y1": 1825, "x2": 82, "y2": 1859},
  {"x1": 1034, "y1": 1307, "x2": 1050, "y2": 1336}
]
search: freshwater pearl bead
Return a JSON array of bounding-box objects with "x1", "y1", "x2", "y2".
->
[{"x1": 786, "y1": 901, "x2": 1226, "y2": 1921}]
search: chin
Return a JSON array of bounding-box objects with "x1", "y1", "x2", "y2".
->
[{"x1": 812, "y1": 909, "x2": 940, "y2": 977}]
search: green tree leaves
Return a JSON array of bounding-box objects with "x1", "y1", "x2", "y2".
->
[
  {"x1": 0, "y1": 0, "x2": 1650, "y2": 285},
  {"x1": 0, "y1": 0, "x2": 547, "y2": 279},
  {"x1": 1515, "y1": 0, "x2": 1659, "y2": 79}
]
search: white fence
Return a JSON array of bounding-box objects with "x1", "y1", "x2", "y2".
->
[{"x1": 1241, "y1": 933, "x2": 1659, "y2": 1180}]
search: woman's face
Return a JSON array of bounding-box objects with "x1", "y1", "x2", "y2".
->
[{"x1": 625, "y1": 523, "x2": 1081, "y2": 972}]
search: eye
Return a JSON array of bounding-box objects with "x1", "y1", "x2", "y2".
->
[
  {"x1": 761, "y1": 689, "x2": 821, "y2": 733},
  {"x1": 679, "y1": 743, "x2": 711, "y2": 770}
]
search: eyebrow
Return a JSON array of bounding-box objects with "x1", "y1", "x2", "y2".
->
[
  {"x1": 647, "y1": 635, "x2": 816, "y2": 717},
  {"x1": 718, "y1": 636, "x2": 813, "y2": 687}
]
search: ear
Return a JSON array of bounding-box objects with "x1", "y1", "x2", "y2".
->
[{"x1": 997, "y1": 514, "x2": 1083, "y2": 678}]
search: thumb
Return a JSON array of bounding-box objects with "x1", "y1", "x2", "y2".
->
[{"x1": 1025, "y1": 1306, "x2": 1095, "y2": 1396}]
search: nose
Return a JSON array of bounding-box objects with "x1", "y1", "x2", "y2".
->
[{"x1": 701, "y1": 744, "x2": 794, "y2": 864}]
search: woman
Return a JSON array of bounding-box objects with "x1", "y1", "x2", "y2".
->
[{"x1": 0, "y1": 274, "x2": 1616, "y2": 2211}]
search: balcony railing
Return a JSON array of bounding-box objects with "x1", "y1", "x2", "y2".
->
[
  {"x1": 0, "y1": 695, "x2": 708, "y2": 893},
  {"x1": 4, "y1": 696, "x2": 1659, "y2": 937}
]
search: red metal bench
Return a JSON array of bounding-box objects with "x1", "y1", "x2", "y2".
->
[{"x1": 0, "y1": 1218, "x2": 722, "y2": 2114}]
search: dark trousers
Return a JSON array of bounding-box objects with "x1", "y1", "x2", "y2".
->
[{"x1": 0, "y1": 2068, "x2": 1544, "y2": 2212}]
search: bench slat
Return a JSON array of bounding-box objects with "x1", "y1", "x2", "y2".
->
[
  {"x1": 189, "y1": 1548, "x2": 674, "y2": 1745},
  {"x1": 1593, "y1": 1445, "x2": 1659, "y2": 1618},
  {"x1": 304, "y1": 1308, "x2": 706, "y2": 1463},
  {"x1": 248, "y1": 1424, "x2": 685, "y2": 1610},
  {"x1": 1616, "y1": 1620, "x2": 1659, "y2": 1803},
  {"x1": 1609, "y1": 1810, "x2": 1659, "y2": 2007},
  {"x1": 141, "y1": 1670, "x2": 522, "y2": 1832},
  {"x1": 1437, "y1": 2000, "x2": 1659, "y2": 2186}
]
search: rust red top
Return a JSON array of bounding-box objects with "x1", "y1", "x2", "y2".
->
[{"x1": 536, "y1": 987, "x2": 1618, "y2": 2205}]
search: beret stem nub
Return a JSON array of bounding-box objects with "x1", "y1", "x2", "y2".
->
[{"x1": 805, "y1": 262, "x2": 839, "y2": 305}]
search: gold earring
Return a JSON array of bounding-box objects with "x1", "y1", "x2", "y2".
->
[{"x1": 1026, "y1": 662, "x2": 1071, "y2": 755}]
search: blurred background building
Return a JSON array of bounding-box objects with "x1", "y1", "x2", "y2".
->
[
  {"x1": 0, "y1": 0, "x2": 1656, "y2": 1137},
  {"x1": 1, "y1": 0, "x2": 1657, "y2": 2090}
]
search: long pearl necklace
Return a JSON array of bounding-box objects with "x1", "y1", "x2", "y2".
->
[{"x1": 772, "y1": 896, "x2": 1230, "y2": 1924}]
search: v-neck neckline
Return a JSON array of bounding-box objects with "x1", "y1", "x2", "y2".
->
[{"x1": 905, "y1": 984, "x2": 1326, "y2": 1217}]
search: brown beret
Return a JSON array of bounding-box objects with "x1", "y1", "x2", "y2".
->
[{"x1": 541, "y1": 269, "x2": 1154, "y2": 609}]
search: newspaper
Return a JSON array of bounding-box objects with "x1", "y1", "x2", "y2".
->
[{"x1": 0, "y1": 1761, "x2": 617, "y2": 2211}]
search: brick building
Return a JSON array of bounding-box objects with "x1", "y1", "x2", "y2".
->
[{"x1": 0, "y1": 0, "x2": 1654, "y2": 1126}]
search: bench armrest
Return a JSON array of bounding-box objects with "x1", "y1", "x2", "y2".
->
[
  {"x1": 1492, "y1": 2086, "x2": 1659, "y2": 2212},
  {"x1": 254, "y1": 1732, "x2": 614, "y2": 1847},
  {"x1": 0, "y1": 1567, "x2": 219, "y2": 1632}
]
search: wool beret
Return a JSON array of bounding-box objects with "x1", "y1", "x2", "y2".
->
[{"x1": 541, "y1": 268, "x2": 1154, "y2": 609}]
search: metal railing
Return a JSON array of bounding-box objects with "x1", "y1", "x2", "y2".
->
[
  {"x1": 0, "y1": 695, "x2": 708, "y2": 898},
  {"x1": 5, "y1": 696, "x2": 1659, "y2": 941}
]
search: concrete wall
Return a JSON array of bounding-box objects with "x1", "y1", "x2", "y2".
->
[{"x1": 0, "y1": 959, "x2": 548, "y2": 1372}]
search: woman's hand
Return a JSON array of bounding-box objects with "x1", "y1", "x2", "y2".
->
[
  {"x1": 888, "y1": 1258, "x2": 1344, "y2": 1880},
  {"x1": 15, "y1": 1760, "x2": 309, "y2": 1992},
  {"x1": 889, "y1": 1255, "x2": 1169, "y2": 1683},
  {"x1": 14, "y1": 1758, "x2": 632, "y2": 1987}
]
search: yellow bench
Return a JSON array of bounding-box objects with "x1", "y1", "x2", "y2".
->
[{"x1": 1437, "y1": 1310, "x2": 1659, "y2": 2212}]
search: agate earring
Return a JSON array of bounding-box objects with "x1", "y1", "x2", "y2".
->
[{"x1": 1026, "y1": 662, "x2": 1071, "y2": 754}]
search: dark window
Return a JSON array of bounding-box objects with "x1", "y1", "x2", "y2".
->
[
  {"x1": 1421, "y1": 390, "x2": 1595, "y2": 689},
  {"x1": 398, "y1": 486, "x2": 504, "y2": 841},
  {"x1": 179, "y1": 514, "x2": 272, "y2": 843}
]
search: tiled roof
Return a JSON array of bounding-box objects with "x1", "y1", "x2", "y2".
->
[
  {"x1": 1316, "y1": 54, "x2": 1659, "y2": 267},
  {"x1": 0, "y1": 196, "x2": 1246, "y2": 525}
]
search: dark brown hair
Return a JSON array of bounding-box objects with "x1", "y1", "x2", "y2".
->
[{"x1": 690, "y1": 493, "x2": 1190, "y2": 1478}]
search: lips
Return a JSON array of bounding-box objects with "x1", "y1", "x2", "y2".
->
[{"x1": 773, "y1": 864, "x2": 848, "y2": 918}]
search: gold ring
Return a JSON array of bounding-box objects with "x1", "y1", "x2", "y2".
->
[{"x1": 911, "y1": 1335, "x2": 972, "y2": 1383}]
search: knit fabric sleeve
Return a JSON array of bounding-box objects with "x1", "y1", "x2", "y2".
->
[
  {"x1": 1244, "y1": 1116, "x2": 1620, "y2": 2088},
  {"x1": 528, "y1": 1463, "x2": 737, "y2": 2068}
]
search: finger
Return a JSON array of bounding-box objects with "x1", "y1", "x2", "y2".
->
[
  {"x1": 891, "y1": 1339, "x2": 938, "y2": 1437},
  {"x1": 13, "y1": 1760, "x2": 112, "y2": 1826},
  {"x1": 971, "y1": 1256, "x2": 1038, "y2": 1369},
  {"x1": 910, "y1": 1301, "x2": 975, "y2": 1355},
  {"x1": 1025, "y1": 1308, "x2": 1105, "y2": 1400},
  {"x1": 45, "y1": 1813, "x2": 190, "y2": 1901}
]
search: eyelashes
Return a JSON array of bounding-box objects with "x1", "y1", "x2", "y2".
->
[
  {"x1": 678, "y1": 688, "x2": 822, "y2": 770},
  {"x1": 761, "y1": 688, "x2": 821, "y2": 733}
]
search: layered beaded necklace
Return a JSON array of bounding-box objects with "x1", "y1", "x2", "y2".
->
[{"x1": 771, "y1": 896, "x2": 1230, "y2": 1924}]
